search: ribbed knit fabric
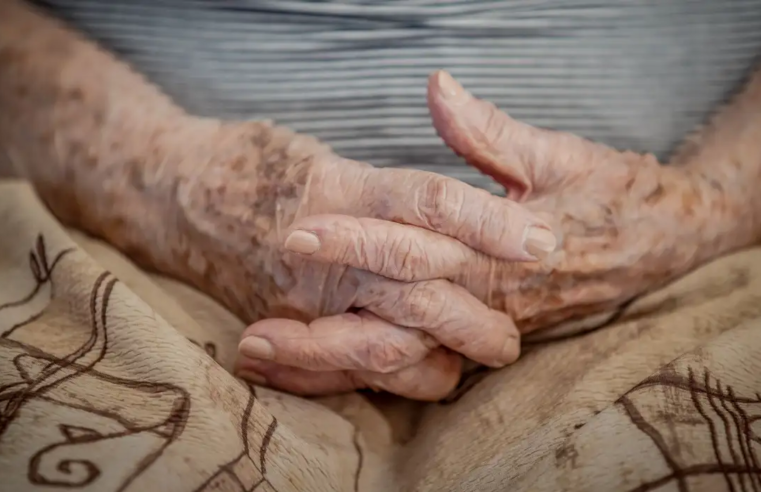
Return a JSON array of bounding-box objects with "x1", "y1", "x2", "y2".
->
[{"x1": 33, "y1": 0, "x2": 761, "y2": 191}]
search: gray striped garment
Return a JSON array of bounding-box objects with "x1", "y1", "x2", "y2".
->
[{"x1": 33, "y1": 0, "x2": 761, "y2": 192}]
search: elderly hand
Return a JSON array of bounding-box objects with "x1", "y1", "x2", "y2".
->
[
  {"x1": 167, "y1": 100, "x2": 556, "y2": 401},
  {"x1": 237, "y1": 72, "x2": 720, "y2": 399},
  {"x1": 0, "y1": 0, "x2": 548, "y2": 400}
]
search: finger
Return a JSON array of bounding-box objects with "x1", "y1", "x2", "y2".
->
[
  {"x1": 236, "y1": 348, "x2": 462, "y2": 401},
  {"x1": 359, "y1": 166, "x2": 557, "y2": 261},
  {"x1": 238, "y1": 310, "x2": 437, "y2": 373},
  {"x1": 355, "y1": 276, "x2": 521, "y2": 368},
  {"x1": 427, "y1": 70, "x2": 614, "y2": 200},
  {"x1": 281, "y1": 214, "x2": 500, "y2": 280}
]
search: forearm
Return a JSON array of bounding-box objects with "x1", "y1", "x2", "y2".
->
[
  {"x1": 671, "y1": 64, "x2": 761, "y2": 256},
  {"x1": 0, "y1": 0, "x2": 211, "y2": 262},
  {"x1": 0, "y1": 1, "x2": 339, "y2": 324}
]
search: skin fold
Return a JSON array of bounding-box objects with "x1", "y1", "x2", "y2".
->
[{"x1": 2, "y1": 0, "x2": 760, "y2": 400}]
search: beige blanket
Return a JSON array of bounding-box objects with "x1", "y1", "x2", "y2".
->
[{"x1": 2, "y1": 179, "x2": 761, "y2": 492}]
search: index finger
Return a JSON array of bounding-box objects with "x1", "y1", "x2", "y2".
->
[
  {"x1": 360, "y1": 167, "x2": 556, "y2": 261},
  {"x1": 236, "y1": 348, "x2": 462, "y2": 401}
]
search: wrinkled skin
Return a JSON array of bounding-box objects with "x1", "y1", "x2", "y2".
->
[
  {"x1": 1, "y1": 1, "x2": 554, "y2": 401},
  {"x1": 236, "y1": 72, "x2": 743, "y2": 399},
  {"x1": 1, "y1": 0, "x2": 751, "y2": 401},
  {"x1": 429, "y1": 73, "x2": 716, "y2": 331},
  {"x1": 163, "y1": 89, "x2": 563, "y2": 401}
]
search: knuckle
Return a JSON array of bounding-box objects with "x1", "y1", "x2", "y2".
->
[
  {"x1": 307, "y1": 155, "x2": 372, "y2": 211},
  {"x1": 335, "y1": 241, "x2": 359, "y2": 267},
  {"x1": 331, "y1": 218, "x2": 376, "y2": 270},
  {"x1": 356, "y1": 221, "x2": 384, "y2": 272},
  {"x1": 403, "y1": 281, "x2": 448, "y2": 328},
  {"x1": 386, "y1": 235, "x2": 425, "y2": 281},
  {"x1": 417, "y1": 175, "x2": 465, "y2": 230},
  {"x1": 365, "y1": 341, "x2": 415, "y2": 374},
  {"x1": 357, "y1": 319, "x2": 422, "y2": 374}
]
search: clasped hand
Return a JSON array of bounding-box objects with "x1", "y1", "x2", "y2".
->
[{"x1": 173, "y1": 72, "x2": 689, "y2": 400}]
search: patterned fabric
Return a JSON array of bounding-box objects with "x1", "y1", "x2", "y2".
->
[
  {"x1": 31, "y1": 0, "x2": 761, "y2": 191},
  {"x1": 3, "y1": 179, "x2": 761, "y2": 491}
]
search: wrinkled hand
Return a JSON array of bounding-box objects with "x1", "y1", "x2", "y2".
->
[
  {"x1": 429, "y1": 72, "x2": 711, "y2": 332},
  {"x1": 169, "y1": 103, "x2": 555, "y2": 400},
  {"x1": 237, "y1": 72, "x2": 714, "y2": 399}
]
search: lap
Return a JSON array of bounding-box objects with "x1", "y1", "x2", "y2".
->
[{"x1": 2, "y1": 179, "x2": 760, "y2": 492}]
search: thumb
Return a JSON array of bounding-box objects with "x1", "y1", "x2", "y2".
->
[{"x1": 427, "y1": 71, "x2": 609, "y2": 201}]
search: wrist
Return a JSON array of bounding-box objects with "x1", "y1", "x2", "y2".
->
[
  {"x1": 669, "y1": 66, "x2": 761, "y2": 255},
  {"x1": 641, "y1": 164, "x2": 760, "y2": 294},
  {"x1": 165, "y1": 120, "x2": 344, "y2": 322},
  {"x1": 139, "y1": 119, "x2": 310, "y2": 320},
  {"x1": 680, "y1": 165, "x2": 761, "y2": 261}
]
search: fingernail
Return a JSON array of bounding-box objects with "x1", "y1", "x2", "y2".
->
[
  {"x1": 436, "y1": 71, "x2": 466, "y2": 103},
  {"x1": 524, "y1": 227, "x2": 557, "y2": 260},
  {"x1": 239, "y1": 336, "x2": 275, "y2": 360},
  {"x1": 498, "y1": 336, "x2": 520, "y2": 367},
  {"x1": 284, "y1": 230, "x2": 320, "y2": 255},
  {"x1": 237, "y1": 370, "x2": 268, "y2": 386}
]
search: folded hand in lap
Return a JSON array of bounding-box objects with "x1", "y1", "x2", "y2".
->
[
  {"x1": 236, "y1": 72, "x2": 718, "y2": 399},
  {"x1": 161, "y1": 94, "x2": 558, "y2": 401},
  {"x1": 2, "y1": 0, "x2": 741, "y2": 402}
]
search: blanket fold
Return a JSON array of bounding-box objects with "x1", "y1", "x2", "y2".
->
[{"x1": 2, "y1": 179, "x2": 760, "y2": 492}]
